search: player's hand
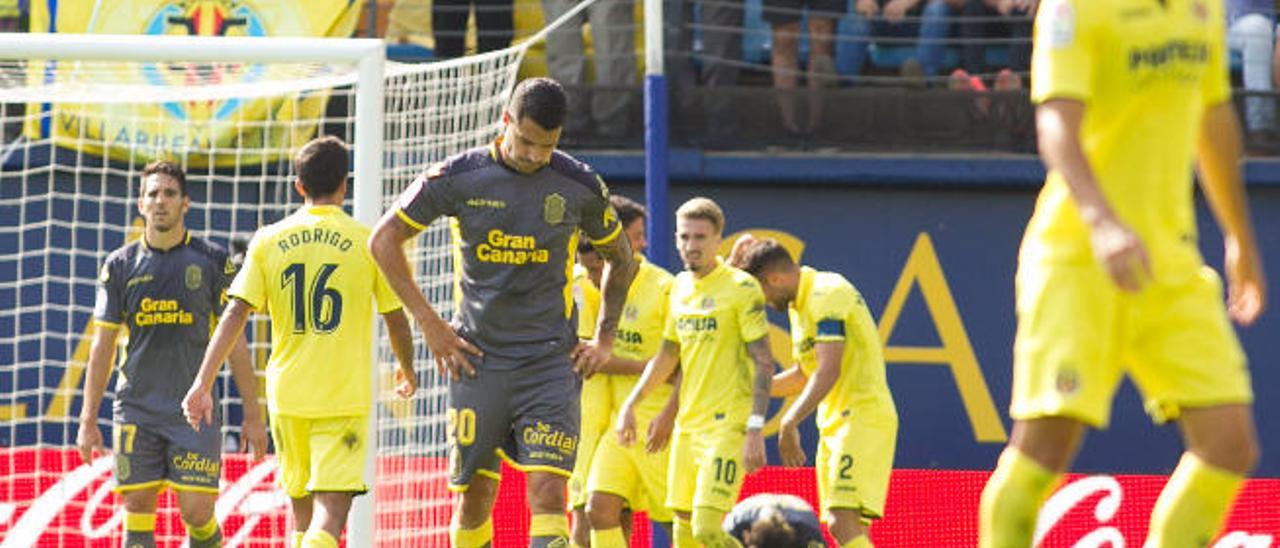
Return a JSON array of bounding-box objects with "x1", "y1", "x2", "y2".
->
[
  {"x1": 395, "y1": 367, "x2": 419, "y2": 399},
  {"x1": 76, "y1": 420, "x2": 106, "y2": 464},
  {"x1": 182, "y1": 385, "x2": 214, "y2": 432},
  {"x1": 421, "y1": 315, "x2": 481, "y2": 380},
  {"x1": 241, "y1": 416, "x2": 268, "y2": 462},
  {"x1": 882, "y1": 0, "x2": 914, "y2": 23},
  {"x1": 1088, "y1": 215, "x2": 1152, "y2": 293},
  {"x1": 645, "y1": 401, "x2": 677, "y2": 453},
  {"x1": 855, "y1": 0, "x2": 879, "y2": 17},
  {"x1": 1225, "y1": 237, "x2": 1267, "y2": 326},
  {"x1": 572, "y1": 338, "x2": 614, "y2": 379},
  {"x1": 743, "y1": 429, "x2": 767, "y2": 474},
  {"x1": 616, "y1": 401, "x2": 639, "y2": 447},
  {"x1": 778, "y1": 420, "x2": 807, "y2": 467}
]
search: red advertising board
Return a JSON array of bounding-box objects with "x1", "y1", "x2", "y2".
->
[{"x1": 2, "y1": 449, "x2": 1277, "y2": 546}]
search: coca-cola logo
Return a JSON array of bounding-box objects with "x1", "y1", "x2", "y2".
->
[
  {"x1": 1, "y1": 452, "x2": 288, "y2": 547},
  {"x1": 1035, "y1": 475, "x2": 1275, "y2": 548}
]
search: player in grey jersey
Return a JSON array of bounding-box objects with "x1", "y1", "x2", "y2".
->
[
  {"x1": 77, "y1": 161, "x2": 266, "y2": 548},
  {"x1": 370, "y1": 77, "x2": 637, "y2": 548}
]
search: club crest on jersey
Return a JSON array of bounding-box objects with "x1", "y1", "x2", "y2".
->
[
  {"x1": 185, "y1": 264, "x2": 203, "y2": 290},
  {"x1": 544, "y1": 193, "x2": 566, "y2": 225},
  {"x1": 1191, "y1": 0, "x2": 1207, "y2": 22},
  {"x1": 700, "y1": 296, "x2": 715, "y2": 310},
  {"x1": 116, "y1": 456, "x2": 131, "y2": 481},
  {"x1": 1056, "y1": 368, "x2": 1080, "y2": 395},
  {"x1": 623, "y1": 304, "x2": 639, "y2": 321}
]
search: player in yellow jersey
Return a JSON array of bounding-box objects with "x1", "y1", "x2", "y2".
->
[
  {"x1": 617, "y1": 197, "x2": 775, "y2": 548},
  {"x1": 979, "y1": 1, "x2": 1268, "y2": 547},
  {"x1": 730, "y1": 235, "x2": 897, "y2": 548},
  {"x1": 184, "y1": 136, "x2": 419, "y2": 548},
  {"x1": 569, "y1": 239, "x2": 609, "y2": 547},
  {"x1": 573, "y1": 196, "x2": 680, "y2": 547}
]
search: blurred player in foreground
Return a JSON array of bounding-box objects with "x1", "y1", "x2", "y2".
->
[{"x1": 980, "y1": 1, "x2": 1268, "y2": 546}]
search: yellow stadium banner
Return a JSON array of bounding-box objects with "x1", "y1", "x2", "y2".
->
[{"x1": 26, "y1": 0, "x2": 362, "y2": 167}]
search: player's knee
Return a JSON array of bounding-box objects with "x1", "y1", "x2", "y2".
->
[
  {"x1": 177, "y1": 498, "x2": 215, "y2": 527},
  {"x1": 526, "y1": 473, "x2": 568, "y2": 514},
  {"x1": 121, "y1": 490, "x2": 158, "y2": 513},
  {"x1": 585, "y1": 494, "x2": 622, "y2": 529}
]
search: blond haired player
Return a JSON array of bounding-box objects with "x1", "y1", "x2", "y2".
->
[
  {"x1": 185, "y1": 136, "x2": 418, "y2": 548},
  {"x1": 617, "y1": 197, "x2": 775, "y2": 548},
  {"x1": 979, "y1": 1, "x2": 1267, "y2": 546},
  {"x1": 731, "y1": 235, "x2": 898, "y2": 548}
]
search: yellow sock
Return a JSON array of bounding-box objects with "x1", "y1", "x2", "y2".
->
[
  {"x1": 184, "y1": 517, "x2": 219, "y2": 540},
  {"x1": 530, "y1": 513, "x2": 570, "y2": 547},
  {"x1": 590, "y1": 526, "x2": 627, "y2": 548},
  {"x1": 451, "y1": 516, "x2": 494, "y2": 548},
  {"x1": 674, "y1": 517, "x2": 697, "y2": 548},
  {"x1": 1148, "y1": 452, "x2": 1244, "y2": 547},
  {"x1": 840, "y1": 535, "x2": 874, "y2": 548},
  {"x1": 291, "y1": 531, "x2": 305, "y2": 548},
  {"x1": 301, "y1": 529, "x2": 338, "y2": 548},
  {"x1": 124, "y1": 511, "x2": 156, "y2": 533},
  {"x1": 979, "y1": 448, "x2": 1061, "y2": 548}
]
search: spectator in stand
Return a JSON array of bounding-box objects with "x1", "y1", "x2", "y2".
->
[
  {"x1": 765, "y1": 0, "x2": 846, "y2": 137},
  {"x1": 841, "y1": 0, "x2": 952, "y2": 82},
  {"x1": 1228, "y1": 0, "x2": 1276, "y2": 140},
  {"x1": 433, "y1": 0, "x2": 513, "y2": 58},
  {"x1": 665, "y1": 0, "x2": 745, "y2": 142},
  {"x1": 543, "y1": 0, "x2": 637, "y2": 139},
  {"x1": 943, "y1": 0, "x2": 1034, "y2": 92}
]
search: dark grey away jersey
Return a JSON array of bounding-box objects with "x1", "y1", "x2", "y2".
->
[
  {"x1": 396, "y1": 142, "x2": 622, "y2": 363},
  {"x1": 94, "y1": 234, "x2": 233, "y2": 423}
]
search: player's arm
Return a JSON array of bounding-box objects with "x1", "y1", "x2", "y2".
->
[
  {"x1": 771, "y1": 365, "x2": 808, "y2": 397},
  {"x1": 1197, "y1": 101, "x2": 1267, "y2": 325},
  {"x1": 616, "y1": 339, "x2": 679, "y2": 446},
  {"x1": 597, "y1": 354, "x2": 648, "y2": 375},
  {"x1": 184, "y1": 298, "x2": 252, "y2": 430},
  {"x1": 645, "y1": 368, "x2": 682, "y2": 453},
  {"x1": 1038, "y1": 99, "x2": 1150, "y2": 292},
  {"x1": 382, "y1": 308, "x2": 419, "y2": 398},
  {"x1": 777, "y1": 342, "x2": 842, "y2": 467},
  {"x1": 575, "y1": 234, "x2": 638, "y2": 377},
  {"x1": 743, "y1": 337, "x2": 775, "y2": 474},
  {"x1": 225, "y1": 334, "x2": 267, "y2": 461},
  {"x1": 76, "y1": 323, "x2": 119, "y2": 464},
  {"x1": 369, "y1": 213, "x2": 480, "y2": 379}
]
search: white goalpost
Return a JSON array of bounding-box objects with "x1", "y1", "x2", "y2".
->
[{"x1": 0, "y1": 30, "x2": 544, "y2": 546}]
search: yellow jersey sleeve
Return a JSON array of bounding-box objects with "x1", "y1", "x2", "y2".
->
[
  {"x1": 663, "y1": 281, "x2": 680, "y2": 343},
  {"x1": 573, "y1": 265, "x2": 601, "y2": 340},
  {"x1": 1030, "y1": 0, "x2": 1096, "y2": 104},
  {"x1": 1200, "y1": 1, "x2": 1231, "y2": 107},
  {"x1": 809, "y1": 283, "x2": 856, "y2": 344},
  {"x1": 735, "y1": 274, "x2": 769, "y2": 344},
  {"x1": 229, "y1": 232, "x2": 270, "y2": 311}
]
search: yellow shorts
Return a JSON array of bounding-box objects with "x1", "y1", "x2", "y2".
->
[
  {"x1": 569, "y1": 375, "x2": 613, "y2": 509},
  {"x1": 270, "y1": 413, "x2": 369, "y2": 499},
  {"x1": 587, "y1": 418, "x2": 673, "y2": 522},
  {"x1": 1012, "y1": 263, "x2": 1251, "y2": 428},
  {"x1": 816, "y1": 419, "x2": 897, "y2": 521},
  {"x1": 667, "y1": 427, "x2": 745, "y2": 513}
]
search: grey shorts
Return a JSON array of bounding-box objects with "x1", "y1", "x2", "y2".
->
[
  {"x1": 763, "y1": 0, "x2": 847, "y2": 24},
  {"x1": 113, "y1": 417, "x2": 222, "y2": 494},
  {"x1": 447, "y1": 350, "x2": 582, "y2": 490}
]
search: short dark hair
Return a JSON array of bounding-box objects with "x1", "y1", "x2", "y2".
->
[
  {"x1": 140, "y1": 160, "x2": 187, "y2": 196},
  {"x1": 577, "y1": 232, "x2": 598, "y2": 255},
  {"x1": 738, "y1": 238, "x2": 796, "y2": 277},
  {"x1": 295, "y1": 135, "x2": 349, "y2": 199},
  {"x1": 508, "y1": 77, "x2": 567, "y2": 130},
  {"x1": 744, "y1": 511, "x2": 797, "y2": 548},
  {"x1": 610, "y1": 195, "x2": 647, "y2": 229}
]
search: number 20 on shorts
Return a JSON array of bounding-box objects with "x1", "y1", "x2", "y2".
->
[{"x1": 447, "y1": 407, "x2": 476, "y2": 446}]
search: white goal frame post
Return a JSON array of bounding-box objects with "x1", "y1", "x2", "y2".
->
[{"x1": 0, "y1": 33, "x2": 386, "y2": 540}]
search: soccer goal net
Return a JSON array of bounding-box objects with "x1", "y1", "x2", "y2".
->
[{"x1": 0, "y1": 33, "x2": 527, "y2": 546}]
